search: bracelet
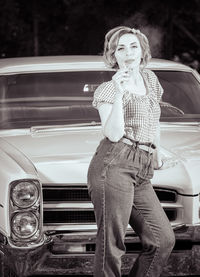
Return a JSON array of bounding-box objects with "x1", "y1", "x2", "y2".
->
[{"x1": 157, "y1": 160, "x2": 164, "y2": 170}]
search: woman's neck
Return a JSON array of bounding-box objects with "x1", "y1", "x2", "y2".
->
[{"x1": 129, "y1": 67, "x2": 141, "y2": 84}]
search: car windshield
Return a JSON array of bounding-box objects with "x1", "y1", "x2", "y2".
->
[
  {"x1": 155, "y1": 70, "x2": 200, "y2": 122},
  {"x1": 0, "y1": 70, "x2": 200, "y2": 129}
]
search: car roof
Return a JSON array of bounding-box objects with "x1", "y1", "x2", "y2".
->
[{"x1": 0, "y1": 55, "x2": 193, "y2": 75}]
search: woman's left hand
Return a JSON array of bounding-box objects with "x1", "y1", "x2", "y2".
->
[{"x1": 154, "y1": 158, "x2": 179, "y2": 170}]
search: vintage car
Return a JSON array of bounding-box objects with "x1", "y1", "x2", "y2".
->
[{"x1": 0, "y1": 56, "x2": 200, "y2": 277}]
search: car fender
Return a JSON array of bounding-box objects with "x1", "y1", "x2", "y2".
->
[{"x1": 0, "y1": 138, "x2": 39, "y2": 236}]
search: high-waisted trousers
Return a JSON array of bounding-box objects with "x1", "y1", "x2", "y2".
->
[{"x1": 87, "y1": 137, "x2": 175, "y2": 277}]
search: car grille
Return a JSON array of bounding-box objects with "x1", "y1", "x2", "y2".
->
[
  {"x1": 43, "y1": 185, "x2": 90, "y2": 202},
  {"x1": 42, "y1": 185, "x2": 179, "y2": 230}
]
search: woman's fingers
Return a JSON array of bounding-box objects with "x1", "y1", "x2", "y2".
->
[
  {"x1": 112, "y1": 69, "x2": 130, "y2": 91},
  {"x1": 160, "y1": 158, "x2": 179, "y2": 170},
  {"x1": 154, "y1": 157, "x2": 179, "y2": 170}
]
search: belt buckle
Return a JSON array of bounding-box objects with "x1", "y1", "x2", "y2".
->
[
  {"x1": 122, "y1": 137, "x2": 154, "y2": 153},
  {"x1": 122, "y1": 137, "x2": 133, "y2": 146}
]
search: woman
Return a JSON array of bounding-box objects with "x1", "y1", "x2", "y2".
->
[{"x1": 87, "y1": 26, "x2": 175, "y2": 277}]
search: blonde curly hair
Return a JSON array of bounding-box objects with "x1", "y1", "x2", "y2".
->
[{"x1": 103, "y1": 26, "x2": 151, "y2": 69}]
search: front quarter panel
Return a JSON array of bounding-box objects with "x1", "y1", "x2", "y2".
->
[{"x1": 0, "y1": 138, "x2": 39, "y2": 236}]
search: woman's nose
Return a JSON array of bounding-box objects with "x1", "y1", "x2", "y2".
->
[{"x1": 125, "y1": 47, "x2": 133, "y2": 55}]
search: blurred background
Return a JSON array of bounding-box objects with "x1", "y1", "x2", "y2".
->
[{"x1": 0, "y1": 0, "x2": 199, "y2": 71}]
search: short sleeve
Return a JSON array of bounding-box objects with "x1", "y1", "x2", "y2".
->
[
  {"x1": 92, "y1": 81, "x2": 115, "y2": 109},
  {"x1": 145, "y1": 69, "x2": 164, "y2": 102}
]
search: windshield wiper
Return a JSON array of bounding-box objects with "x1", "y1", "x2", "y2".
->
[{"x1": 160, "y1": 101, "x2": 185, "y2": 115}]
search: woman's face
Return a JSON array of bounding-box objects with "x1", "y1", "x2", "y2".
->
[{"x1": 114, "y1": 33, "x2": 142, "y2": 70}]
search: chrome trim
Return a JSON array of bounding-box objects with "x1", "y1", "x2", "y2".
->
[
  {"x1": 43, "y1": 222, "x2": 186, "y2": 233},
  {"x1": 43, "y1": 202, "x2": 182, "y2": 210},
  {"x1": 160, "y1": 202, "x2": 183, "y2": 209},
  {"x1": 44, "y1": 202, "x2": 93, "y2": 209}
]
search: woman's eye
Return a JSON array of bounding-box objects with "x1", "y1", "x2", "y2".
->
[{"x1": 117, "y1": 47, "x2": 124, "y2": 51}]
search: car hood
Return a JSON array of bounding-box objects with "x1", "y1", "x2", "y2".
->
[{"x1": 1, "y1": 123, "x2": 200, "y2": 195}]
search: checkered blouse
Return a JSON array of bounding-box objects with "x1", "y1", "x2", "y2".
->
[{"x1": 92, "y1": 69, "x2": 163, "y2": 143}]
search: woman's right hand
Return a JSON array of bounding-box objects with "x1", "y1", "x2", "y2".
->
[{"x1": 112, "y1": 69, "x2": 130, "y2": 96}]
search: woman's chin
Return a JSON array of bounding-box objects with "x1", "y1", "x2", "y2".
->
[{"x1": 127, "y1": 63, "x2": 140, "y2": 70}]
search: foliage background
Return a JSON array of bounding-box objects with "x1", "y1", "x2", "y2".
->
[{"x1": 0, "y1": 0, "x2": 199, "y2": 70}]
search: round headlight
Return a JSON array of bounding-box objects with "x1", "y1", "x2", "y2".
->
[
  {"x1": 11, "y1": 181, "x2": 39, "y2": 208},
  {"x1": 11, "y1": 212, "x2": 38, "y2": 238}
]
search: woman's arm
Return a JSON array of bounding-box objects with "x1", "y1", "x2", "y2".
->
[
  {"x1": 153, "y1": 123, "x2": 179, "y2": 170},
  {"x1": 98, "y1": 93, "x2": 125, "y2": 142},
  {"x1": 153, "y1": 123, "x2": 163, "y2": 169},
  {"x1": 97, "y1": 68, "x2": 129, "y2": 142}
]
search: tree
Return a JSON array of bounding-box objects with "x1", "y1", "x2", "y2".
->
[{"x1": 0, "y1": 0, "x2": 199, "y2": 70}]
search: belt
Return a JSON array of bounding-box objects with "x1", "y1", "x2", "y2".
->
[{"x1": 121, "y1": 137, "x2": 156, "y2": 153}]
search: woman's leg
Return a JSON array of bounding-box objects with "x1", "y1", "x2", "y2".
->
[
  {"x1": 128, "y1": 181, "x2": 175, "y2": 277},
  {"x1": 91, "y1": 175, "x2": 134, "y2": 277},
  {"x1": 88, "y1": 139, "x2": 135, "y2": 277}
]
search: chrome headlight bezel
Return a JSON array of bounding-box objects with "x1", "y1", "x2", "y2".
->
[
  {"x1": 10, "y1": 180, "x2": 39, "y2": 208},
  {"x1": 9, "y1": 179, "x2": 43, "y2": 246},
  {"x1": 11, "y1": 211, "x2": 39, "y2": 239}
]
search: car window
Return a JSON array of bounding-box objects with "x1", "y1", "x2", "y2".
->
[
  {"x1": 0, "y1": 69, "x2": 200, "y2": 129},
  {"x1": 154, "y1": 70, "x2": 200, "y2": 122}
]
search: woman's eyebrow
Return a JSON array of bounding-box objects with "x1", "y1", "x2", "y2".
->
[{"x1": 118, "y1": 41, "x2": 137, "y2": 47}]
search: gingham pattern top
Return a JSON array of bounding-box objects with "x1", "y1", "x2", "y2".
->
[{"x1": 93, "y1": 69, "x2": 163, "y2": 143}]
